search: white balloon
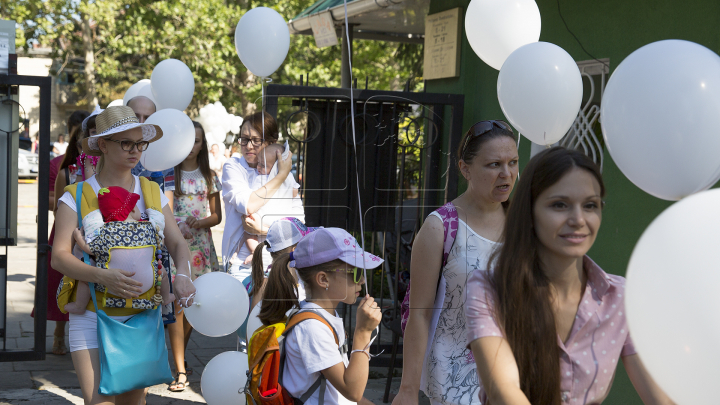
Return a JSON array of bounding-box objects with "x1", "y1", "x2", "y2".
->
[
  {"x1": 201, "y1": 351, "x2": 249, "y2": 405},
  {"x1": 122, "y1": 79, "x2": 156, "y2": 107},
  {"x1": 246, "y1": 303, "x2": 263, "y2": 343},
  {"x1": 106, "y1": 99, "x2": 124, "y2": 108},
  {"x1": 235, "y1": 7, "x2": 290, "y2": 77},
  {"x1": 140, "y1": 109, "x2": 195, "y2": 172},
  {"x1": 184, "y1": 272, "x2": 250, "y2": 337},
  {"x1": 465, "y1": 0, "x2": 541, "y2": 70},
  {"x1": 151, "y1": 59, "x2": 195, "y2": 111},
  {"x1": 626, "y1": 189, "x2": 720, "y2": 405},
  {"x1": 231, "y1": 116, "x2": 244, "y2": 135},
  {"x1": 497, "y1": 42, "x2": 583, "y2": 145},
  {"x1": 601, "y1": 40, "x2": 720, "y2": 201}
]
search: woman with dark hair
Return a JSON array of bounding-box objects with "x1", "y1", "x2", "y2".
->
[
  {"x1": 167, "y1": 121, "x2": 223, "y2": 392},
  {"x1": 465, "y1": 147, "x2": 674, "y2": 404},
  {"x1": 221, "y1": 111, "x2": 302, "y2": 292},
  {"x1": 393, "y1": 121, "x2": 519, "y2": 405}
]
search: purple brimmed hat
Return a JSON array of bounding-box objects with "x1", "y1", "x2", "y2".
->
[
  {"x1": 265, "y1": 217, "x2": 321, "y2": 253},
  {"x1": 289, "y1": 228, "x2": 384, "y2": 270}
]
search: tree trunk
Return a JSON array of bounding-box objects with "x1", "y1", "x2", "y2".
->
[{"x1": 82, "y1": 12, "x2": 98, "y2": 107}]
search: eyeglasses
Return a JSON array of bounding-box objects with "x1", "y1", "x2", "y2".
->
[
  {"x1": 107, "y1": 139, "x2": 150, "y2": 152},
  {"x1": 460, "y1": 120, "x2": 513, "y2": 157},
  {"x1": 239, "y1": 137, "x2": 264, "y2": 146}
]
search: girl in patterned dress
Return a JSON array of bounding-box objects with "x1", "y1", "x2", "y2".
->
[{"x1": 167, "y1": 121, "x2": 222, "y2": 392}]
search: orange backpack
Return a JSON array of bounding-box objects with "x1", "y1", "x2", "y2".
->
[{"x1": 245, "y1": 310, "x2": 344, "y2": 405}]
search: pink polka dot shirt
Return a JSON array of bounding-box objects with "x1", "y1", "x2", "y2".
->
[{"x1": 464, "y1": 256, "x2": 636, "y2": 404}]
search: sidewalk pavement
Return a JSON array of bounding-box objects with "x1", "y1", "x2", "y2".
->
[{"x1": 0, "y1": 184, "x2": 423, "y2": 405}]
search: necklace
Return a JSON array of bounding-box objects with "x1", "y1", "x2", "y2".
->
[{"x1": 96, "y1": 173, "x2": 135, "y2": 193}]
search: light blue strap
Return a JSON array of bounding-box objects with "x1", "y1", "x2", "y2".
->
[{"x1": 75, "y1": 182, "x2": 101, "y2": 313}]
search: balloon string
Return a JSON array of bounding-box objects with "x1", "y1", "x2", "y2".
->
[
  {"x1": 342, "y1": 0, "x2": 369, "y2": 293},
  {"x1": 261, "y1": 77, "x2": 271, "y2": 196}
]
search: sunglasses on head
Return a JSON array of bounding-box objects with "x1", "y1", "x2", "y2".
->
[{"x1": 460, "y1": 120, "x2": 513, "y2": 157}]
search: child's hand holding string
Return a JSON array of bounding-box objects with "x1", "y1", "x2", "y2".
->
[{"x1": 356, "y1": 295, "x2": 382, "y2": 333}]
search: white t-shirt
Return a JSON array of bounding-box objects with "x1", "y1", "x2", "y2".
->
[
  {"x1": 54, "y1": 141, "x2": 68, "y2": 155},
  {"x1": 58, "y1": 175, "x2": 170, "y2": 214},
  {"x1": 283, "y1": 301, "x2": 355, "y2": 405}
]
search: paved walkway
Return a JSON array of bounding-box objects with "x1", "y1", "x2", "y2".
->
[{"x1": 0, "y1": 184, "x2": 423, "y2": 405}]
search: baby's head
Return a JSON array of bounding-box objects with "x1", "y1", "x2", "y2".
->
[
  {"x1": 257, "y1": 143, "x2": 284, "y2": 175},
  {"x1": 97, "y1": 187, "x2": 141, "y2": 223}
]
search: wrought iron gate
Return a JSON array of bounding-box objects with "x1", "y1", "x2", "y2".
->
[{"x1": 265, "y1": 84, "x2": 464, "y2": 400}]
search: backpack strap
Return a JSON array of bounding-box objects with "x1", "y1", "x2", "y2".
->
[
  {"x1": 279, "y1": 310, "x2": 343, "y2": 405},
  {"x1": 283, "y1": 311, "x2": 340, "y2": 345},
  {"x1": 139, "y1": 176, "x2": 162, "y2": 212},
  {"x1": 75, "y1": 182, "x2": 92, "y2": 267},
  {"x1": 436, "y1": 202, "x2": 459, "y2": 268},
  {"x1": 65, "y1": 181, "x2": 100, "y2": 219}
]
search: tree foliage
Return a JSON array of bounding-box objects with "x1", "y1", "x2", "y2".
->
[{"x1": 4, "y1": 0, "x2": 423, "y2": 116}]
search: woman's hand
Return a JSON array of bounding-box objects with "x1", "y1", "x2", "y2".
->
[
  {"x1": 177, "y1": 221, "x2": 193, "y2": 239},
  {"x1": 242, "y1": 214, "x2": 267, "y2": 235},
  {"x1": 277, "y1": 149, "x2": 293, "y2": 176},
  {"x1": 391, "y1": 389, "x2": 420, "y2": 405},
  {"x1": 98, "y1": 267, "x2": 144, "y2": 299},
  {"x1": 185, "y1": 216, "x2": 202, "y2": 229},
  {"x1": 355, "y1": 295, "x2": 382, "y2": 333},
  {"x1": 174, "y1": 274, "x2": 196, "y2": 307}
]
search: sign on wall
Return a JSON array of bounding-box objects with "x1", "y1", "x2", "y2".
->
[
  {"x1": 423, "y1": 7, "x2": 461, "y2": 80},
  {"x1": 309, "y1": 12, "x2": 338, "y2": 48}
]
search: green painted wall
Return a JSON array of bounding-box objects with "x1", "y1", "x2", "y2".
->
[{"x1": 426, "y1": 0, "x2": 720, "y2": 403}]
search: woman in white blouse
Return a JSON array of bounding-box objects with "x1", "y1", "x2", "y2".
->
[{"x1": 221, "y1": 111, "x2": 301, "y2": 282}]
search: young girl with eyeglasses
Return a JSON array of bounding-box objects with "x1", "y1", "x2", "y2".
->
[{"x1": 258, "y1": 228, "x2": 382, "y2": 405}]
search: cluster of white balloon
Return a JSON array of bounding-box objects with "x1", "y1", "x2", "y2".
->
[
  {"x1": 468, "y1": 2, "x2": 720, "y2": 404},
  {"x1": 183, "y1": 272, "x2": 251, "y2": 404},
  {"x1": 195, "y1": 101, "x2": 244, "y2": 156},
  {"x1": 465, "y1": 0, "x2": 582, "y2": 146},
  {"x1": 114, "y1": 59, "x2": 198, "y2": 172},
  {"x1": 608, "y1": 40, "x2": 720, "y2": 405}
]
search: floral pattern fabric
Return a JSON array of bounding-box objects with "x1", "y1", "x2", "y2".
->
[
  {"x1": 172, "y1": 169, "x2": 222, "y2": 280},
  {"x1": 89, "y1": 221, "x2": 161, "y2": 310}
]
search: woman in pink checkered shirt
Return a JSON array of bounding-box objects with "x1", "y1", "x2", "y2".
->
[{"x1": 465, "y1": 147, "x2": 675, "y2": 405}]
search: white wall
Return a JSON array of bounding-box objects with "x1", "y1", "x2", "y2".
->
[{"x1": 17, "y1": 56, "x2": 66, "y2": 142}]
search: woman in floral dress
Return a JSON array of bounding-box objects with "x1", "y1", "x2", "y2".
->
[{"x1": 167, "y1": 121, "x2": 222, "y2": 392}]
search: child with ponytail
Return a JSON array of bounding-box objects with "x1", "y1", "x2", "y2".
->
[
  {"x1": 259, "y1": 228, "x2": 383, "y2": 405},
  {"x1": 248, "y1": 217, "x2": 320, "y2": 309},
  {"x1": 240, "y1": 217, "x2": 319, "y2": 343}
]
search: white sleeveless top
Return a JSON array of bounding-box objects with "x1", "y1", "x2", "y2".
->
[{"x1": 421, "y1": 214, "x2": 499, "y2": 405}]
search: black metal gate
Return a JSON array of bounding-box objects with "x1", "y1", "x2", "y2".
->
[{"x1": 265, "y1": 84, "x2": 464, "y2": 399}]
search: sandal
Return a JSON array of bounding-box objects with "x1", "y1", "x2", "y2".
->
[
  {"x1": 168, "y1": 372, "x2": 187, "y2": 392},
  {"x1": 52, "y1": 334, "x2": 67, "y2": 355},
  {"x1": 184, "y1": 360, "x2": 193, "y2": 376}
]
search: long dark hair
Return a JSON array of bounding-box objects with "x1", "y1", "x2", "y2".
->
[
  {"x1": 488, "y1": 147, "x2": 605, "y2": 404},
  {"x1": 174, "y1": 121, "x2": 215, "y2": 197},
  {"x1": 259, "y1": 256, "x2": 345, "y2": 325},
  {"x1": 59, "y1": 124, "x2": 84, "y2": 170},
  {"x1": 248, "y1": 242, "x2": 296, "y2": 299},
  {"x1": 457, "y1": 121, "x2": 517, "y2": 209},
  {"x1": 67, "y1": 110, "x2": 90, "y2": 134}
]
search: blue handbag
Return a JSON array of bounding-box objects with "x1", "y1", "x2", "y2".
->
[{"x1": 75, "y1": 182, "x2": 173, "y2": 396}]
